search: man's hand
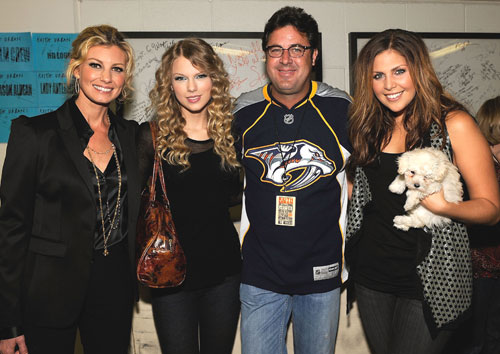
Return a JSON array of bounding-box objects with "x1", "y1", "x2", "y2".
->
[{"x1": 0, "y1": 335, "x2": 28, "y2": 354}]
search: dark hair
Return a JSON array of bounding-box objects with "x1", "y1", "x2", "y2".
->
[
  {"x1": 476, "y1": 96, "x2": 500, "y2": 145},
  {"x1": 262, "y1": 6, "x2": 319, "y2": 51},
  {"x1": 347, "y1": 29, "x2": 467, "y2": 176}
]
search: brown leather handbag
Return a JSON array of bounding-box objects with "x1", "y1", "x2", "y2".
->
[{"x1": 136, "y1": 123, "x2": 187, "y2": 288}]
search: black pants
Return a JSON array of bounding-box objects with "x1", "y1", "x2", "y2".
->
[
  {"x1": 469, "y1": 277, "x2": 500, "y2": 354},
  {"x1": 355, "y1": 283, "x2": 451, "y2": 354},
  {"x1": 24, "y1": 241, "x2": 134, "y2": 354},
  {"x1": 451, "y1": 277, "x2": 500, "y2": 354},
  {"x1": 151, "y1": 273, "x2": 241, "y2": 354}
]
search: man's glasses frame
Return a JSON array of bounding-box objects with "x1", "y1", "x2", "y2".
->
[{"x1": 265, "y1": 44, "x2": 313, "y2": 58}]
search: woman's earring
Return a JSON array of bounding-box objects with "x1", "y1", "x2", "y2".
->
[{"x1": 74, "y1": 78, "x2": 80, "y2": 95}]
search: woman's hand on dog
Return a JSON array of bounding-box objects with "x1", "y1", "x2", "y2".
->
[{"x1": 420, "y1": 189, "x2": 451, "y2": 216}]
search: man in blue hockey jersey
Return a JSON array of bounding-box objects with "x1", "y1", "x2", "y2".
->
[{"x1": 233, "y1": 6, "x2": 352, "y2": 354}]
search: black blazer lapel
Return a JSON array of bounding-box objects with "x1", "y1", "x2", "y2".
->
[
  {"x1": 114, "y1": 116, "x2": 140, "y2": 263},
  {"x1": 55, "y1": 101, "x2": 95, "y2": 199}
]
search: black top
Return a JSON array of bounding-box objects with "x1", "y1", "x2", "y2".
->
[
  {"x1": 354, "y1": 152, "x2": 428, "y2": 299},
  {"x1": 137, "y1": 123, "x2": 242, "y2": 290},
  {"x1": 70, "y1": 99, "x2": 128, "y2": 250}
]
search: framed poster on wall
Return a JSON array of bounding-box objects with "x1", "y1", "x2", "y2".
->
[
  {"x1": 122, "y1": 32, "x2": 322, "y2": 123},
  {"x1": 349, "y1": 32, "x2": 500, "y2": 115}
]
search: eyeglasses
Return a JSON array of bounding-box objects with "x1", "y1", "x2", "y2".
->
[{"x1": 265, "y1": 44, "x2": 312, "y2": 58}]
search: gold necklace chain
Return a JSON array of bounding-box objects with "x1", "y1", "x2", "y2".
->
[
  {"x1": 87, "y1": 143, "x2": 122, "y2": 256},
  {"x1": 87, "y1": 145, "x2": 114, "y2": 155},
  {"x1": 87, "y1": 115, "x2": 113, "y2": 155}
]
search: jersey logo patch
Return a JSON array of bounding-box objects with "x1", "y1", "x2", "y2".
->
[{"x1": 246, "y1": 140, "x2": 336, "y2": 192}]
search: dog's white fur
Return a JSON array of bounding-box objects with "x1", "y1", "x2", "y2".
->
[{"x1": 388, "y1": 147, "x2": 463, "y2": 231}]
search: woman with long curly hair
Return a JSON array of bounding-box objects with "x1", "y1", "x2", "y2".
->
[
  {"x1": 345, "y1": 29, "x2": 500, "y2": 354},
  {"x1": 136, "y1": 38, "x2": 241, "y2": 354}
]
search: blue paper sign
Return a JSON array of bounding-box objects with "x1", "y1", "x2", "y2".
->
[
  {"x1": 0, "y1": 32, "x2": 78, "y2": 142},
  {"x1": 37, "y1": 106, "x2": 59, "y2": 115},
  {"x1": 32, "y1": 33, "x2": 77, "y2": 72},
  {"x1": 0, "y1": 32, "x2": 33, "y2": 71},
  {"x1": 0, "y1": 71, "x2": 38, "y2": 107},
  {"x1": 0, "y1": 106, "x2": 39, "y2": 142},
  {"x1": 37, "y1": 71, "x2": 69, "y2": 107}
]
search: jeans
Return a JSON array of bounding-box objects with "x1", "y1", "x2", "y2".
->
[
  {"x1": 240, "y1": 283, "x2": 340, "y2": 354},
  {"x1": 151, "y1": 274, "x2": 241, "y2": 354},
  {"x1": 355, "y1": 283, "x2": 451, "y2": 354}
]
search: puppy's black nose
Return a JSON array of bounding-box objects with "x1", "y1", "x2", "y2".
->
[{"x1": 414, "y1": 183, "x2": 420, "y2": 188}]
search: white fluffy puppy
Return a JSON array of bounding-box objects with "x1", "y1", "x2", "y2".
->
[{"x1": 388, "y1": 147, "x2": 463, "y2": 231}]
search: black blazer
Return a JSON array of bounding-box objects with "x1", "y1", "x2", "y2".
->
[{"x1": 0, "y1": 100, "x2": 141, "y2": 337}]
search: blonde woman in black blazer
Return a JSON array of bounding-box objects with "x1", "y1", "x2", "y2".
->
[{"x1": 0, "y1": 25, "x2": 140, "y2": 354}]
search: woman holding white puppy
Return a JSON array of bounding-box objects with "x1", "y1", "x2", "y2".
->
[{"x1": 345, "y1": 29, "x2": 500, "y2": 354}]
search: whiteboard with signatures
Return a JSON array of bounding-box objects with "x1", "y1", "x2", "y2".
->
[
  {"x1": 122, "y1": 32, "x2": 322, "y2": 123},
  {"x1": 349, "y1": 32, "x2": 500, "y2": 115}
]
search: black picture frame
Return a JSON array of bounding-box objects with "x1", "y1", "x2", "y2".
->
[
  {"x1": 121, "y1": 31, "x2": 322, "y2": 123},
  {"x1": 348, "y1": 32, "x2": 500, "y2": 114},
  {"x1": 124, "y1": 31, "x2": 323, "y2": 80}
]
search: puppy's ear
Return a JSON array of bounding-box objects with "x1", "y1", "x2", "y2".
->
[
  {"x1": 433, "y1": 162, "x2": 447, "y2": 181},
  {"x1": 397, "y1": 155, "x2": 408, "y2": 175},
  {"x1": 431, "y1": 150, "x2": 448, "y2": 181}
]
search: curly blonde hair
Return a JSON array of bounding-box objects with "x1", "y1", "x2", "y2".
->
[
  {"x1": 149, "y1": 38, "x2": 239, "y2": 171},
  {"x1": 65, "y1": 25, "x2": 135, "y2": 102}
]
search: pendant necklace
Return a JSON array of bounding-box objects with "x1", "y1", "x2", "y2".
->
[{"x1": 87, "y1": 128, "x2": 122, "y2": 256}]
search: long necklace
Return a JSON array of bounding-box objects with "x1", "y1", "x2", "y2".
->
[{"x1": 87, "y1": 143, "x2": 122, "y2": 256}]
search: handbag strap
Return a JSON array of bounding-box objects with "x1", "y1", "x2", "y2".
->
[{"x1": 148, "y1": 122, "x2": 170, "y2": 207}]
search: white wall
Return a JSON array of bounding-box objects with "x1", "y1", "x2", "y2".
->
[{"x1": 1, "y1": 1, "x2": 500, "y2": 353}]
